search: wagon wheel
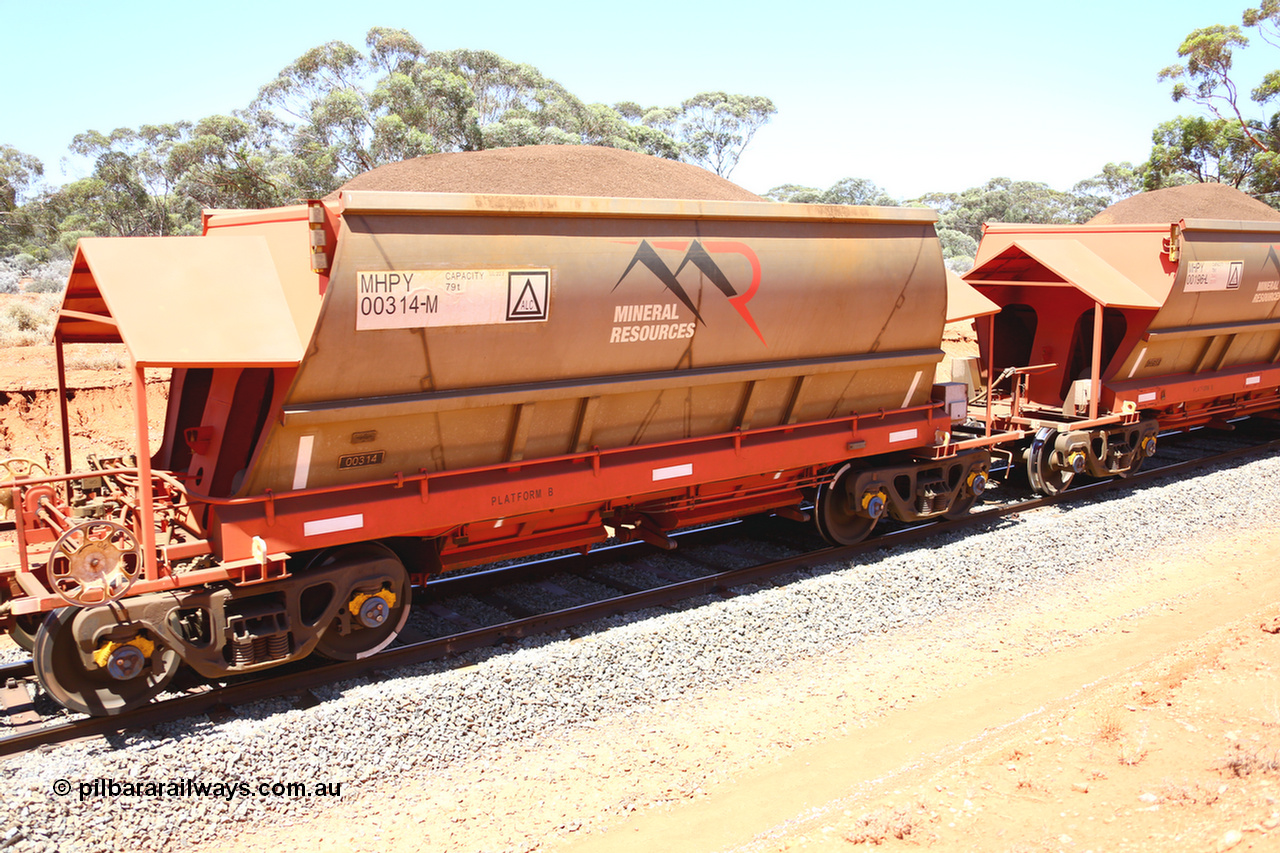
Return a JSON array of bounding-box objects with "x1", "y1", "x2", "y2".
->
[
  {"x1": 814, "y1": 465, "x2": 880, "y2": 546},
  {"x1": 9, "y1": 614, "x2": 42, "y2": 653},
  {"x1": 943, "y1": 490, "x2": 980, "y2": 520},
  {"x1": 34, "y1": 608, "x2": 181, "y2": 715},
  {"x1": 943, "y1": 468, "x2": 989, "y2": 520},
  {"x1": 0, "y1": 582, "x2": 42, "y2": 652},
  {"x1": 47, "y1": 520, "x2": 143, "y2": 606},
  {"x1": 0, "y1": 457, "x2": 49, "y2": 519},
  {"x1": 310, "y1": 544, "x2": 412, "y2": 661},
  {"x1": 1025, "y1": 428, "x2": 1074, "y2": 497},
  {"x1": 1116, "y1": 434, "x2": 1156, "y2": 479}
]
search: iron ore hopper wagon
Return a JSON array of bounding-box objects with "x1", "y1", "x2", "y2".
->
[
  {"x1": 0, "y1": 192, "x2": 993, "y2": 715},
  {"x1": 962, "y1": 218, "x2": 1280, "y2": 495}
]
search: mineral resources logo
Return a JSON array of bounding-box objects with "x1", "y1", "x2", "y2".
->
[
  {"x1": 611, "y1": 240, "x2": 765, "y2": 345},
  {"x1": 1258, "y1": 246, "x2": 1280, "y2": 304}
]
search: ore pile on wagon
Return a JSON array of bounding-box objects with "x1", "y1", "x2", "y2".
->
[{"x1": 2, "y1": 148, "x2": 1279, "y2": 718}]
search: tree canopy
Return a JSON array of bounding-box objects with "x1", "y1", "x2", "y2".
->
[
  {"x1": 764, "y1": 173, "x2": 1121, "y2": 273},
  {"x1": 673, "y1": 92, "x2": 776, "y2": 178},
  {"x1": 764, "y1": 177, "x2": 895, "y2": 207},
  {"x1": 2, "y1": 28, "x2": 776, "y2": 260},
  {"x1": 1154, "y1": 3, "x2": 1280, "y2": 198},
  {"x1": 12, "y1": 12, "x2": 1280, "y2": 269}
]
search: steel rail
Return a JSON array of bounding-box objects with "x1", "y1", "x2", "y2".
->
[
  {"x1": 2, "y1": 428, "x2": 1277, "y2": 758},
  {"x1": 0, "y1": 660, "x2": 33, "y2": 681}
]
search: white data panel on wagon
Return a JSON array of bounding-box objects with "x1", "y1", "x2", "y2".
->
[{"x1": 356, "y1": 269, "x2": 550, "y2": 329}]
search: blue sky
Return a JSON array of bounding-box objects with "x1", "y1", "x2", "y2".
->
[{"x1": 1, "y1": 0, "x2": 1273, "y2": 199}]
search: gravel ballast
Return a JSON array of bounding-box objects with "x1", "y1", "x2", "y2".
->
[{"x1": 3, "y1": 449, "x2": 1280, "y2": 852}]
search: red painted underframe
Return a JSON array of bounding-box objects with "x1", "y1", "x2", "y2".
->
[
  {"x1": 1108, "y1": 362, "x2": 1280, "y2": 427},
  {"x1": 5, "y1": 404, "x2": 948, "y2": 611},
  {"x1": 210, "y1": 405, "x2": 946, "y2": 565}
]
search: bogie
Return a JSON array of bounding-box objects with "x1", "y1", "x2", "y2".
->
[
  {"x1": 23, "y1": 541, "x2": 415, "y2": 708},
  {"x1": 1022, "y1": 421, "x2": 1159, "y2": 496},
  {"x1": 814, "y1": 450, "x2": 991, "y2": 545}
]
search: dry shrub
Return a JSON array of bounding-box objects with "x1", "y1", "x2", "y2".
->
[
  {"x1": 842, "y1": 807, "x2": 923, "y2": 845},
  {"x1": 1011, "y1": 774, "x2": 1052, "y2": 796},
  {"x1": 24, "y1": 278, "x2": 64, "y2": 294},
  {"x1": 1158, "y1": 780, "x2": 1219, "y2": 806},
  {"x1": 0, "y1": 327, "x2": 44, "y2": 347},
  {"x1": 1094, "y1": 714, "x2": 1123, "y2": 743},
  {"x1": 0, "y1": 297, "x2": 58, "y2": 346},
  {"x1": 1222, "y1": 745, "x2": 1280, "y2": 777},
  {"x1": 65, "y1": 351, "x2": 126, "y2": 371}
]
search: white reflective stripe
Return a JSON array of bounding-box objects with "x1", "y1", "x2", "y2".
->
[
  {"x1": 494, "y1": 518, "x2": 505, "y2": 528},
  {"x1": 653, "y1": 463, "x2": 693, "y2": 481},
  {"x1": 1247, "y1": 375, "x2": 1262, "y2": 386},
  {"x1": 293, "y1": 435, "x2": 315, "y2": 491},
  {"x1": 1128, "y1": 346, "x2": 1147, "y2": 379},
  {"x1": 1138, "y1": 391, "x2": 1157, "y2": 403},
  {"x1": 901, "y1": 370, "x2": 923, "y2": 409},
  {"x1": 889, "y1": 428, "x2": 918, "y2": 444},
  {"x1": 303, "y1": 513, "x2": 364, "y2": 537}
]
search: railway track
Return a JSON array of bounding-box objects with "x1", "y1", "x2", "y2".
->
[{"x1": 2, "y1": 419, "x2": 1277, "y2": 757}]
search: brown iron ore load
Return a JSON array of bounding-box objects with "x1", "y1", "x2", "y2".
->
[
  {"x1": 1088, "y1": 182, "x2": 1280, "y2": 225},
  {"x1": 330, "y1": 145, "x2": 765, "y2": 200}
]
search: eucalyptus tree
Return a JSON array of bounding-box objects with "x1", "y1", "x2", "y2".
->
[
  {"x1": 0, "y1": 145, "x2": 43, "y2": 212},
  {"x1": 1070, "y1": 161, "x2": 1146, "y2": 204},
  {"x1": 64, "y1": 125, "x2": 197, "y2": 237},
  {"x1": 764, "y1": 177, "x2": 896, "y2": 206},
  {"x1": 1155, "y1": 3, "x2": 1280, "y2": 199},
  {"x1": 251, "y1": 32, "x2": 690, "y2": 185},
  {"x1": 673, "y1": 92, "x2": 776, "y2": 178},
  {"x1": 1144, "y1": 116, "x2": 1259, "y2": 188},
  {"x1": 253, "y1": 38, "x2": 381, "y2": 189},
  {"x1": 915, "y1": 178, "x2": 1096, "y2": 245},
  {"x1": 12, "y1": 27, "x2": 778, "y2": 258},
  {"x1": 0, "y1": 146, "x2": 46, "y2": 256},
  {"x1": 166, "y1": 114, "x2": 297, "y2": 210}
]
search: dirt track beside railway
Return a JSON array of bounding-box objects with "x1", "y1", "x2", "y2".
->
[{"x1": 554, "y1": 527, "x2": 1280, "y2": 853}]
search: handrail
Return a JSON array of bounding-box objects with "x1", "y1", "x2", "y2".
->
[{"x1": 3, "y1": 401, "x2": 947, "y2": 512}]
